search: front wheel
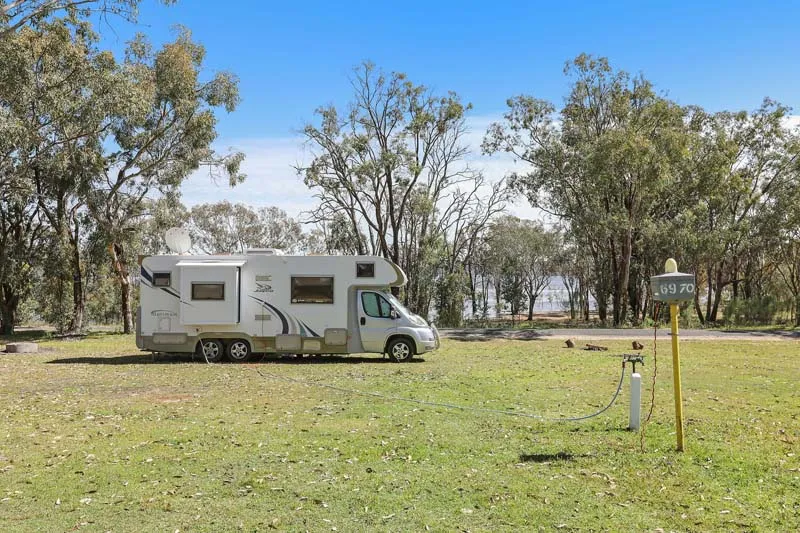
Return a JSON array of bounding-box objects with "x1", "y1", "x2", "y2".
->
[
  {"x1": 227, "y1": 339, "x2": 251, "y2": 362},
  {"x1": 387, "y1": 337, "x2": 414, "y2": 362},
  {"x1": 198, "y1": 339, "x2": 225, "y2": 363}
]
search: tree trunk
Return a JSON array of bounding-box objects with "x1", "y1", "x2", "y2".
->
[
  {"x1": 563, "y1": 277, "x2": 576, "y2": 320},
  {"x1": 0, "y1": 289, "x2": 18, "y2": 335},
  {"x1": 70, "y1": 243, "x2": 84, "y2": 332},
  {"x1": 111, "y1": 242, "x2": 133, "y2": 334},
  {"x1": 795, "y1": 297, "x2": 800, "y2": 327},
  {"x1": 494, "y1": 278, "x2": 502, "y2": 319},
  {"x1": 468, "y1": 266, "x2": 477, "y2": 317},
  {"x1": 709, "y1": 269, "x2": 724, "y2": 322},
  {"x1": 527, "y1": 294, "x2": 534, "y2": 322},
  {"x1": 705, "y1": 265, "x2": 714, "y2": 322},
  {"x1": 613, "y1": 228, "x2": 632, "y2": 326},
  {"x1": 694, "y1": 286, "x2": 705, "y2": 325},
  {"x1": 595, "y1": 283, "x2": 609, "y2": 323}
]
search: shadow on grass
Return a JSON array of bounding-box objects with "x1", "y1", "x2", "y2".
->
[
  {"x1": 518, "y1": 452, "x2": 586, "y2": 463},
  {"x1": 1, "y1": 329, "x2": 53, "y2": 343},
  {"x1": 47, "y1": 354, "x2": 190, "y2": 365},
  {"x1": 2, "y1": 329, "x2": 130, "y2": 345},
  {"x1": 444, "y1": 329, "x2": 546, "y2": 342},
  {"x1": 257, "y1": 355, "x2": 426, "y2": 365},
  {"x1": 47, "y1": 354, "x2": 426, "y2": 365}
]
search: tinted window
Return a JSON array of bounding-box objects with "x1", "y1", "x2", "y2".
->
[
  {"x1": 192, "y1": 283, "x2": 225, "y2": 300},
  {"x1": 361, "y1": 292, "x2": 393, "y2": 318},
  {"x1": 291, "y1": 276, "x2": 334, "y2": 304},
  {"x1": 356, "y1": 263, "x2": 375, "y2": 278},
  {"x1": 153, "y1": 272, "x2": 171, "y2": 287}
]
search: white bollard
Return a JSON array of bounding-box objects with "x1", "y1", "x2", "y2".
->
[{"x1": 629, "y1": 372, "x2": 641, "y2": 430}]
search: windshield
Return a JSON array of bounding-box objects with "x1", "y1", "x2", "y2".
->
[
  {"x1": 380, "y1": 291, "x2": 428, "y2": 325},
  {"x1": 381, "y1": 291, "x2": 412, "y2": 316}
]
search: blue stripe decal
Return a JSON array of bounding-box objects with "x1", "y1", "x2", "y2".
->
[
  {"x1": 301, "y1": 320, "x2": 320, "y2": 338},
  {"x1": 250, "y1": 296, "x2": 290, "y2": 334},
  {"x1": 140, "y1": 266, "x2": 153, "y2": 284},
  {"x1": 249, "y1": 296, "x2": 319, "y2": 337},
  {"x1": 160, "y1": 287, "x2": 194, "y2": 307}
]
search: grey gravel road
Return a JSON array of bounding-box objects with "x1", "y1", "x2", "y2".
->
[{"x1": 440, "y1": 328, "x2": 800, "y2": 342}]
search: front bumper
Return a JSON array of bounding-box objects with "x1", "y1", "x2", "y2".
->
[
  {"x1": 419, "y1": 340, "x2": 438, "y2": 353},
  {"x1": 416, "y1": 326, "x2": 440, "y2": 354}
]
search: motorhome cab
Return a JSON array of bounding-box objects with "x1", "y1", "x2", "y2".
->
[{"x1": 136, "y1": 250, "x2": 440, "y2": 362}]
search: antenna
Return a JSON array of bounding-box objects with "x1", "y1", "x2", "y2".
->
[{"x1": 164, "y1": 227, "x2": 192, "y2": 254}]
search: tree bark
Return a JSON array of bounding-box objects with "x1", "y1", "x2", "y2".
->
[
  {"x1": 69, "y1": 225, "x2": 84, "y2": 332},
  {"x1": 467, "y1": 265, "x2": 477, "y2": 317},
  {"x1": 705, "y1": 265, "x2": 714, "y2": 322},
  {"x1": 612, "y1": 228, "x2": 632, "y2": 326},
  {"x1": 0, "y1": 288, "x2": 18, "y2": 335},
  {"x1": 694, "y1": 285, "x2": 705, "y2": 325},
  {"x1": 795, "y1": 297, "x2": 800, "y2": 327},
  {"x1": 527, "y1": 293, "x2": 534, "y2": 322},
  {"x1": 111, "y1": 242, "x2": 133, "y2": 334},
  {"x1": 709, "y1": 268, "x2": 724, "y2": 322},
  {"x1": 494, "y1": 277, "x2": 502, "y2": 318}
]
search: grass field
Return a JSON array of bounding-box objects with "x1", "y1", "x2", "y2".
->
[{"x1": 1, "y1": 333, "x2": 798, "y2": 532}]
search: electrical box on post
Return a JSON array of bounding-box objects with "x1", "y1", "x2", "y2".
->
[{"x1": 650, "y1": 272, "x2": 695, "y2": 302}]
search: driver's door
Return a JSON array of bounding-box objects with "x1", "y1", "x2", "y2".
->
[{"x1": 358, "y1": 291, "x2": 396, "y2": 352}]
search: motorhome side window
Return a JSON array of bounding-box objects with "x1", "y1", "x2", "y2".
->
[
  {"x1": 361, "y1": 292, "x2": 392, "y2": 318},
  {"x1": 192, "y1": 283, "x2": 225, "y2": 301},
  {"x1": 356, "y1": 262, "x2": 375, "y2": 278},
  {"x1": 291, "y1": 276, "x2": 333, "y2": 304},
  {"x1": 153, "y1": 272, "x2": 171, "y2": 287}
]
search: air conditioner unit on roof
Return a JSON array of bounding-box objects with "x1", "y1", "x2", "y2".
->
[{"x1": 246, "y1": 248, "x2": 283, "y2": 256}]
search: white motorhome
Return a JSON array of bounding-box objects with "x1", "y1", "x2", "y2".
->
[{"x1": 136, "y1": 250, "x2": 440, "y2": 362}]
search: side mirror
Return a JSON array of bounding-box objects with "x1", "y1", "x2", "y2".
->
[{"x1": 389, "y1": 309, "x2": 398, "y2": 320}]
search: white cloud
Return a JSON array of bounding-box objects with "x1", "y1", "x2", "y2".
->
[
  {"x1": 180, "y1": 137, "x2": 314, "y2": 219},
  {"x1": 179, "y1": 114, "x2": 547, "y2": 223},
  {"x1": 784, "y1": 115, "x2": 800, "y2": 130}
]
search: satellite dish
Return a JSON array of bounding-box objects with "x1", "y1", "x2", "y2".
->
[{"x1": 165, "y1": 227, "x2": 192, "y2": 254}]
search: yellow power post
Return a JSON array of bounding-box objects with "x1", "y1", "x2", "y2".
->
[
  {"x1": 664, "y1": 258, "x2": 685, "y2": 452},
  {"x1": 651, "y1": 258, "x2": 692, "y2": 452},
  {"x1": 669, "y1": 301, "x2": 685, "y2": 451}
]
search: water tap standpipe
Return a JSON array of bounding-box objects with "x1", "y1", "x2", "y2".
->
[{"x1": 623, "y1": 353, "x2": 645, "y2": 431}]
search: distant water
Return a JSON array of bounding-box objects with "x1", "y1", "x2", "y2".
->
[{"x1": 461, "y1": 276, "x2": 597, "y2": 317}]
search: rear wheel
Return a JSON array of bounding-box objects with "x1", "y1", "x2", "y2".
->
[
  {"x1": 387, "y1": 337, "x2": 414, "y2": 362},
  {"x1": 227, "y1": 339, "x2": 251, "y2": 362},
  {"x1": 198, "y1": 339, "x2": 224, "y2": 363}
]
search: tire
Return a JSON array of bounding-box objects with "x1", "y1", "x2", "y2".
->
[
  {"x1": 198, "y1": 339, "x2": 225, "y2": 363},
  {"x1": 227, "y1": 339, "x2": 251, "y2": 362},
  {"x1": 387, "y1": 337, "x2": 414, "y2": 362}
]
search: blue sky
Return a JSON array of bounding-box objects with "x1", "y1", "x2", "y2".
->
[{"x1": 97, "y1": 0, "x2": 800, "y2": 218}]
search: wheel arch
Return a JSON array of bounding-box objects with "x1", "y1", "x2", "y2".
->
[
  {"x1": 194, "y1": 333, "x2": 256, "y2": 352},
  {"x1": 384, "y1": 334, "x2": 416, "y2": 355}
]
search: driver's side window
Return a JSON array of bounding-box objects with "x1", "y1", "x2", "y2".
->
[{"x1": 362, "y1": 292, "x2": 393, "y2": 318}]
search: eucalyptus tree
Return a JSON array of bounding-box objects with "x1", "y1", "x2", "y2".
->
[
  {"x1": 300, "y1": 62, "x2": 506, "y2": 316},
  {"x1": 484, "y1": 54, "x2": 690, "y2": 325},
  {"x1": 681, "y1": 101, "x2": 799, "y2": 322},
  {"x1": 86, "y1": 29, "x2": 244, "y2": 333},
  {"x1": 1, "y1": 0, "x2": 176, "y2": 37},
  {"x1": 762, "y1": 150, "x2": 800, "y2": 325},
  {"x1": 484, "y1": 216, "x2": 559, "y2": 321},
  {"x1": 188, "y1": 202, "x2": 302, "y2": 256},
  {"x1": 0, "y1": 19, "x2": 123, "y2": 331},
  {"x1": 553, "y1": 236, "x2": 593, "y2": 321},
  {"x1": 0, "y1": 190, "x2": 48, "y2": 334}
]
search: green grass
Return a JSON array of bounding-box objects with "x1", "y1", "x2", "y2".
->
[{"x1": 1, "y1": 334, "x2": 798, "y2": 532}]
